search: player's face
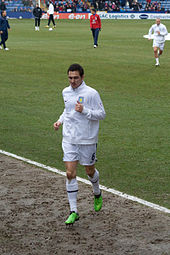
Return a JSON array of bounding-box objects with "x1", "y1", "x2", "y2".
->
[
  {"x1": 68, "y1": 71, "x2": 84, "y2": 89},
  {"x1": 2, "y1": 11, "x2": 6, "y2": 17},
  {"x1": 156, "y1": 19, "x2": 160, "y2": 25}
]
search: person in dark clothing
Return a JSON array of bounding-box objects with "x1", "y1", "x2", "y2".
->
[
  {"x1": 33, "y1": 3, "x2": 42, "y2": 31},
  {"x1": 0, "y1": 0, "x2": 6, "y2": 11},
  {"x1": 0, "y1": 10, "x2": 10, "y2": 51}
]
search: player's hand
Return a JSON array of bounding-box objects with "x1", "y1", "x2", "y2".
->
[
  {"x1": 75, "y1": 101, "x2": 83, "y2": 113},
  {"x1": 53, "y1": 121, "x2": 61, "y2": 130},
  {"x1": 157, "y1": 31, "x2": 160, "y2": 35},
  {"x1": 0, "y1": 31, "x2": 3, "y2": 34}
]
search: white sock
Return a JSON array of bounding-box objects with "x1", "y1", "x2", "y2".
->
[
  {"x1": 156, "y1": 58, "x2": 159, "y2": 63},
  {"x1": 66, "y1": 178, "x2": 78, "y2": 213},
  {"x1": 88, "y1": 169, "x2": 100, "y2": 196}
]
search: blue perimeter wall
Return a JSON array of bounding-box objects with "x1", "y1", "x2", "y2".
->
[{"x1": 7, "y1": 11, "x2": 33, "y2": 19}]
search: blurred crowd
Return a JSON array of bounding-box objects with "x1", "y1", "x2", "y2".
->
[
  {"x1": 45, "y1": 0, "x2": 168, "y2": 12},
  {"x1": 0, "y1": 0, "x2": 169, "y2": 13}
]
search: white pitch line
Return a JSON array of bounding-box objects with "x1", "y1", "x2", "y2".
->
[{"x1": 0, "y1": 149, "x2": 170, "y2": 214}]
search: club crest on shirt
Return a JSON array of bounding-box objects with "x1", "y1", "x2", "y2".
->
[{"x1": 78, "y1": 96, "x2": 84, "y2": 104}]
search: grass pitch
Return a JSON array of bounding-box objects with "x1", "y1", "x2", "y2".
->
[{"x1": 0, "y1": 19, "x2": 169, "y2": 208}]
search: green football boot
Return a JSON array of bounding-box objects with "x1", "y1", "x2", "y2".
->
[
  {"x1": 94, "y1": 193, "x2": 103, "y2": 212},
  {"x1": 65, "y1": 212, "x2": 79, "y2": 225}
]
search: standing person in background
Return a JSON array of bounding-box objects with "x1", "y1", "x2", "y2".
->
[
  {"x1": 148, "y1": 18, "x2": 168, "y2": 66},
  {"x1": 33, "y1": 3, "x2": 42, "y2": 31},
  {"x1": 90, "y1": 8, "x2": 101, "y2": 48},
  {"x1": 0, "y1": 0, "x2": 6, "y2": 11},
  {"x1": 46, "y1": 0, "x2": 56, "y2": 28},
  {"x1": 0, "y1": 10, "x2": 10, "y2": 51},
  {"x1": 53, "y1": 63, "x2": 106, "y2": 225}
]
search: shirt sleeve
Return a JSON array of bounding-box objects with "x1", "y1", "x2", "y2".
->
[
  {"x1": 58, "y1": 109, "x2": 66, "y2": 123},
  {"x1": 82, "y1": 92, "x2": 106, "y2": 120},
  {"x1": 7, "y1": 20, "x2": 10, "y2": 29},
  {"x1": 160, "y1": 25, "x2": 168, "y2": 36},
  {"x1": 90, "y1": 15, "x2": 92, "y2": 28},
  {"x1": 98, "y1": 15, "x2": 101, "y2": 29},
  {"x1": 148, "y1": 25, "x2": 153, "y2": 39}
]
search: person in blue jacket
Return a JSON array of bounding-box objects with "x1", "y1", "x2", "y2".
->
[{"x1": 0, "y1": 10, "x2": 10, "y2": 51}]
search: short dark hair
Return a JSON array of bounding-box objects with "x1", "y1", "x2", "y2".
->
[{"x1": 67, "y1": 64, "x2": 84, "y2": 77}]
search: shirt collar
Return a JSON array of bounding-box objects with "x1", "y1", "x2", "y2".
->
[{"x1": 70, "y1": 81, "x2": 85, "y2": 91}]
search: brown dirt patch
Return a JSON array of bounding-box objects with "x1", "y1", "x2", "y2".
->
[{"x1": 0, "y1": 154, "x2": 170, "y2": 255}]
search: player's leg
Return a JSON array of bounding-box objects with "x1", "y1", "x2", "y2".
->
[
  {"x1": 94, "y1": 28, "x2": 99, "y2": 47},
  {"x1": 37, "y1": 18, "x2": 40, "y2": 30},
  {"x1": 65, "y1": 161, "x2": 79, "y2": 224},
  {"x1": 91, "y1": 29, "x2": 95, "y2": 46},
  {"x1": 35, "y1": 18, "x2": 37, "y2": 31},
  {"x1": 85, "y1": 164, "x2": 103, "y2": 212},
  {"x1": 62, "y1": 142, "x2": 79, "y2": 224},
  {"x1": 52, "y1": 15, "x2": 56, "y2": 27},
  {"x1": 0, "y1": 34, "x2": 3, "y2": 49},
  {"x1": 153, "y1": 40, "x2": 160, "y2": 66},
  {"x1": 65, "y1": 161, "x2": 78, "y2": 210},
  {"x1": 2, "y1": 32, "x2": 8, "y2": 50},
  {"x1": 159, "y1": 49, "x2": 163, "y2": 56},
  {"x1": 153, "y1": 46, "x2": 159, "y2": 66},
  {"x1": 159, "y1": 43, "x2": 164, "y2": 57},
  {"x1": 85, "y1": 164, "x2": 100, "y2": 195},
  {"x1": 153, "y1": 46, "x2": 159, "y2": 58},
  {"x1": 38, "y1": 18, "x2": 40, "y2": 27},
  {"x1": 48, "y1": 15, "x2": 52, "y2": 26},
  {"x1": 79, "y1": 144, "x2": 102, "y2": 212}
]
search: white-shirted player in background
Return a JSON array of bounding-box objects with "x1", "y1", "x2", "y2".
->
[
  {"x1": 148, "y1": 18, "x2": 168, "y2": 66},
  {"x1": 54, "y1": 63, "x2": 106, "y2": 225},
  {"x1": 45, "y1": 0, "x2": 56, "y2": 28}
]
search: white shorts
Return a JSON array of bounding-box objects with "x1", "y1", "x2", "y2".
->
[
  {"x1": 62, "y1": 141, "x2": 97, "y2": 166},
  {"x1": 153, "y1": 40, "x2": 165, "y2": 51}
]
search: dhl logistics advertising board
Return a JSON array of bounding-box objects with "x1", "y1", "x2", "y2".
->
[
  {"x1": 6, "y1": 11, "x2": 170, "y2": 19},
  {"x1": 41, "y1": 12, "x2": 170, "y2": 20}
]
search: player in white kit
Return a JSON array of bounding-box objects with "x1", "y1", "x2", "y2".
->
[
  {"x1": 53, "y1": 64, "x2": 106, "y2": 225},
  {"x1": 148, "y1": 18, "x2": 168, "y2": 66}
]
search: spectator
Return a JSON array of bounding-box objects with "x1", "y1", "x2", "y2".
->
[
  {"x1": 0, "y1": 0, "x2": 6, "y2": 11},
  {"x1": 33, "y1": 3, "x2": 42, "y2": 31},
  {"x1": 161, "y1": 5, "x2": 165, "y2": 12},
  {"x1": 0, "y1": 10, "x2": 10, "y2": 51}
]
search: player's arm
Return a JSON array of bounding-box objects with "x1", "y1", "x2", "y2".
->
[
  {"x1": 53, "y1": 109, "x2": 66, "y2": 130},
  {"x1": 98, "y1": 15, "x2": 101, "y2": 30},
  {"x1": 148, "y1": 25, "x2": 153, "y2": 40},
  {"x1": 81, "y1": 92, "x2": 106, "y2": 120},
  {"x1": 0, "y1": 19, "x2": 2, "y2": 32},
  {"x1": 7, "y1": 20, "x2": 10, "y2": 30},
  {"x1": 54, "y1": 121, "x2": 62, "y2": 130},
  {"x1": 160, "y1": 26, "x2": 168, "y2": 36}
]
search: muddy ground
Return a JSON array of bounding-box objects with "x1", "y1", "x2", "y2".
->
[{"x1": 0, "y1": 154, "x2": 170, "y2": 255}]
